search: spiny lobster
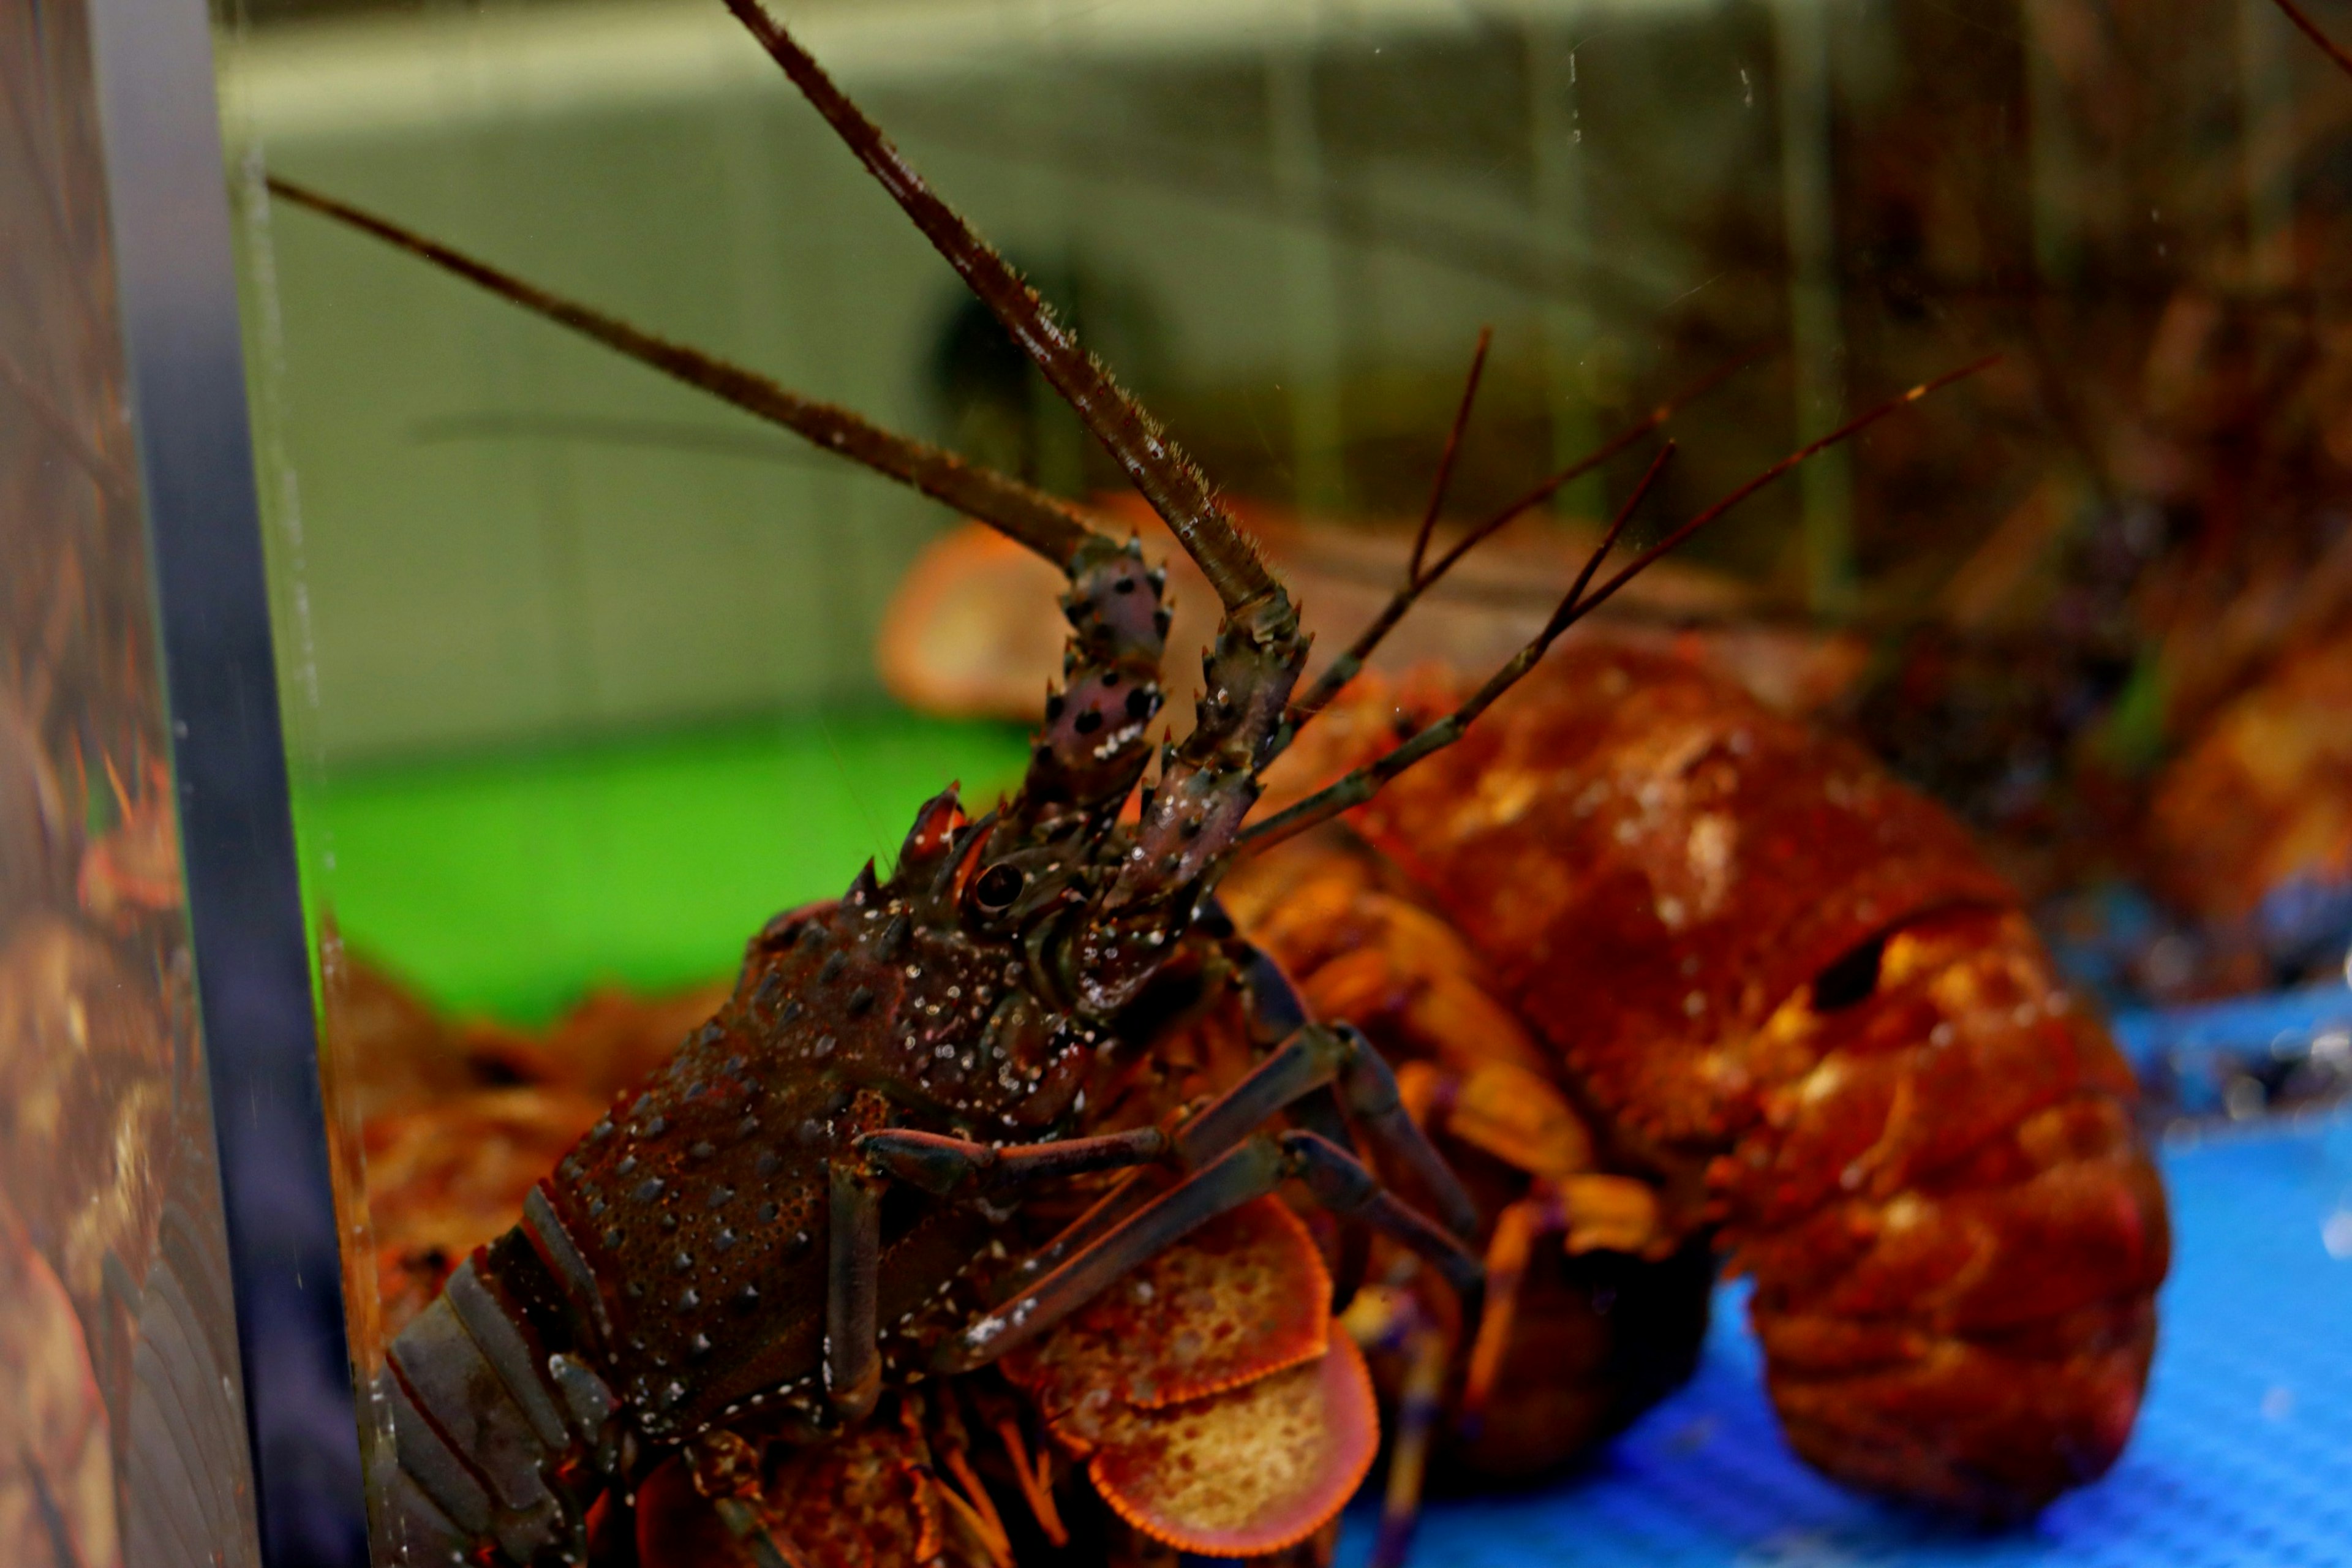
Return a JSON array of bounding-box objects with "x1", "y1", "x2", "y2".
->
[{"x1": 264, "y1": 4, "x2": 1974, "y2": 1562}]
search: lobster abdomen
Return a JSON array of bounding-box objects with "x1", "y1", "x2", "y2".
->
[
  {"x1": 1307, "y1": 644, "x2": 2169, "y2": 1515},
  {"x1": 378, "y1": 1227, "x2": 618, "y2": 1566},
  {"x1": 1727, "y1": 905, "x2": 2166, "y2": 1513}
]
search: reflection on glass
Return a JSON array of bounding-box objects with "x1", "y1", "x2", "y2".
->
[{"x1": 0, "y1": 5, "x2": 262, "y2": 1567}]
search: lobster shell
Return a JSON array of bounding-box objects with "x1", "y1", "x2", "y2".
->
[{"x1": 1267, "y1": 643, "x2": 2169, "y2": 1517}]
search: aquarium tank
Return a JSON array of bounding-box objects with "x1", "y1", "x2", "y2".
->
[{"x1": 18, "y1": 0, "x2": 2338, "y2": 1562}]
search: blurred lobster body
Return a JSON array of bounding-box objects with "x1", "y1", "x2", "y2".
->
[
  {"x1": 1248, "y1": 643, "x2": 2169, "y2": 1517},
  {"x1": 1221, "y1": 827, "x2": 1722, "y2": 1488}
]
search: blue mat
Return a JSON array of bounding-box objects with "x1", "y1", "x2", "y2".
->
[
  {"x1": 1343, "y1": 1110, "x2": 2352, "y2": 1567},
  {"x1": 2111, "y1": 983, "x2": 2352, "y2": 1121},
  {"x1": 2111, "y1": 981, "x2": 2352, "y2": 1071}
]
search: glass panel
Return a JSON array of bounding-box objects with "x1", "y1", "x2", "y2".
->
[
  {"x1": 0, "y1": 7, "x2": 262, "y2": 1567},
  {"x1": 211, "y1": 0, "x2": 2352, "y2": 1563}
]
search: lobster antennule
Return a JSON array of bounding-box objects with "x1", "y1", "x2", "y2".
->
[
  {"x1": 1242, "y1": 355, "x2": 2000, "y2": 856},
  {"x1": 1240, "y1": 442, "x2": 1676, "y2": 857},
  {"x1": 1282, "y1": 345, "x2": 1762, "y2": 737},
  {"x1": 260, "y1": 175, "x2": 1107, "y2": 574},
  {"x1": 1407, "y1": 326, "x2": 1494, "y2": 586},
  {"x1": 720, "y1": 0, "x2": 1280, "y2": 619},
  {"x1": 2272, "y1": 0, "x2": 2352, "y2": 78}
]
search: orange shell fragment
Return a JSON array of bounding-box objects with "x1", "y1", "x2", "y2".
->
[
  {"x1": 1004, "y1": 1196, "x2": 1378, "y2": 1557},
  {"x1": 761, "y1": 1407, "x2": 942, "y2": 1568},
  {"x1": 635, "y1": 1409, "x2": 947, "y2": 1568},
  {"x1": 1003, "y1": 1196, "x2": 1332, "y2": 1419},
  {"x1": 1086, "y1": 1328, "x2": 1379, "y2": 1558}
]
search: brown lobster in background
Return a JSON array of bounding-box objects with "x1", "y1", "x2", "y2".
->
[{"x1": 1229, "y1": 644, "x2": 2170, "y2": 1527}]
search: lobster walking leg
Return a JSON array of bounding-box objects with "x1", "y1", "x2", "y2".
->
[
  {"x1": 1338, "y1": 1285, "x2": 1455, "y2": 1568},
  {"x1": 1455, "y1": 1183, "x2": 1672, "y2": 1428},
  {"x1": 938, "y1": 1128, "x2": 1480, "y2": 1373},
  {"x1": 858, "y1": 1127, "x2": 1171, "y2": 1197},
  {"x1": 1179, "y1": 1025, "x2": 1480, "y2": 1240},
  {"x1": 819, "y1": 1133, "x2": 1172, "y2": 1416},
  {"x1": 688, "y1": 1432, "x2": 810, "y2": 1568},
  {"x1": 1027, "y1": 1020, "x2": 1480, "y2": 1288},
  {"x1": 826, "y1": 1162, "x2": 884, "y2": 1420}
]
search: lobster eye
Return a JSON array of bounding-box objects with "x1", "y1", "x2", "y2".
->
[{"x1": 973, "y1": 863, "x2": 1026, "y2": 913}]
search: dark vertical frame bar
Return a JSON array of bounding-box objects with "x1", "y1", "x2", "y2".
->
[{"x1": 83, "y1": 0, "x2": 370, "y2": 1562}]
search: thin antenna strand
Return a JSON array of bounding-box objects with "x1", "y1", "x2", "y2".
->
[
  {"x1": 1284, "y1": 349, "x2": 1758, "y2": 730},
  {"x1": 265, "y1": 175, "x2": 1105, "y2": 571},
  {"x1": 2273, "y1": 0, "x2": 2352, "y2": 80},
  {"x1": 1570, "y1": 353, "x2": 2002, "y2": 630},
  {"x1": 1409, "y1": 328, "x2": 1494, "y2": 583},
  {"x1": 1242, "y1": 355, "x2": 1997, "y2": 855}
]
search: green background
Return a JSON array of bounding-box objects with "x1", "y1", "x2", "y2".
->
[{"x1": 304, "y1": 712, "x2": 1028, "y2": 1025}]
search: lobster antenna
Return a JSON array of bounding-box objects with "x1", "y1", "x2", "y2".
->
[
  {"x1": 1283, "y1": 349, "x2": 1758, "y2": 733},
  {"x1": 722, "y1": 0, "x2": 1280, "y2": 616},
  {"x1": 2274, "y1": 0, "x2": 2352, "y2": 77},
  {"x1": 1408, "y1": 327, "x2": 1494, "y2": 584},
  {"x1": 263, "y1": 176, "x2": 1107, "y2": 573},
  {"x1": 1241, "y1": 355, "x2": 2000, "y2": 856}
]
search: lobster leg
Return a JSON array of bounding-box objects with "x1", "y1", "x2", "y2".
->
[
  {"x1": 1233, "y1": 940, "x2": 1378, "y2": 1306},
  {"x1": 823, "y1": 1131, "x2": 1176, "y2": 1420},
  {"x1": 1286, "y1": 1131, "x2": 1483, "y2": 1300},
  {"x1": 1338, "y1": 1283, "x2": 1456, "y2": 1568},
  {"x1": 935, "y1": 1129, "x2": 1480, "y2": 1374},
  {"x1": 1457, "y1": 1175, "x2": 1673, "y2": 1430},
  {"x1": 688, "y1": 1432, "x2": 811, "y2": 1568},
  {"x1": 710, "y1": 1503, "x2": 804, "y2": 1568},
  {"x1": 827, "y1": 1162, "x2": 884, "y2": 1420},
  {"x1": 858, "y1": 1126, "x2": 1170, "y2": 1198},
  {"x1": 1025, "y1": 1020, "x2": 1480, "y2": 1293}
]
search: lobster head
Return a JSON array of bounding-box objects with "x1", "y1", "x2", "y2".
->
[{"x1": 927, "y1": 524, "x2": 1306, "y2": 1027}]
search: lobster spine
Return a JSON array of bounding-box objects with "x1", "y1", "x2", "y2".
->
[{"x1": 379, "y1": 1231, "x2": 617, "y2": 1566}]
